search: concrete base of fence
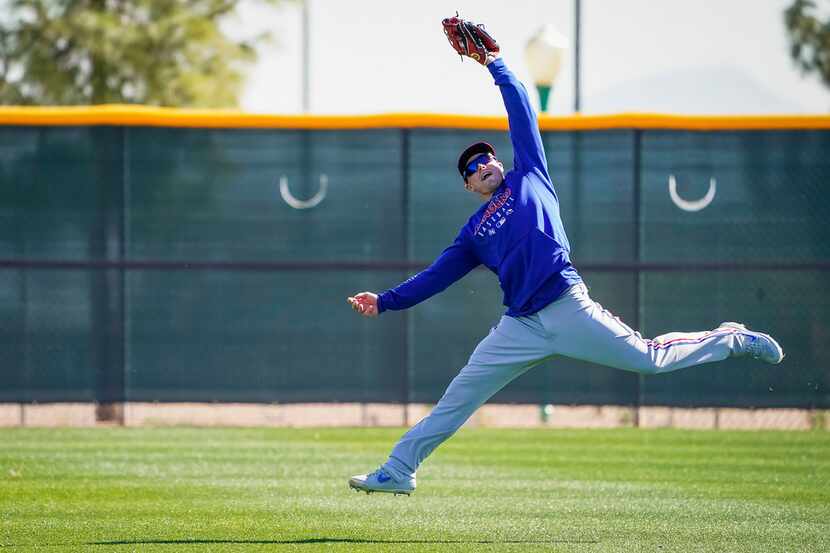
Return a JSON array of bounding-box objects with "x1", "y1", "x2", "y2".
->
[
  {"x1": 123, "y1": 402, "x2": 411, "y2": 428},
  {"x1": 0, "y1": 404, "x2": 22, "y2": 426},
  {"x1": 0, "y1": 403, "x2": 97, "y2": 427},
  {"x1": 0, "y1": 403, "x2": 826, "y2": 431}
]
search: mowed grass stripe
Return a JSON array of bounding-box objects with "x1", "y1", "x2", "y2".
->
[{"x1": 0, "y1": 427, "x2": 828, "y2": 552}]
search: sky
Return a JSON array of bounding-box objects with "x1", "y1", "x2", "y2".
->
[{"x1": 229, "y1": 0, "x2": 829, "y2": 115}]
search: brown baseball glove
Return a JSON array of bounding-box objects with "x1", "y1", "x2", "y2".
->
[{"x1": 441, "y1": 16, "x2": 499, "y2": 65}]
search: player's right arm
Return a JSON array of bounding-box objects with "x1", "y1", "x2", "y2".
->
[{"x1": 348, "y1": 234, "x2": 479, "y2": 317}]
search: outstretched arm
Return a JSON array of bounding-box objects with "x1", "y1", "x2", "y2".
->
[
  {"x1": 487, "y1": 57, "x2": 550, "y2": 180},
  {"x1": 441, "y1": 16, "x2": 549, "y2": 181},
  {"x1": 347, "y1": 235, "x2": 480, "y2": 318}
]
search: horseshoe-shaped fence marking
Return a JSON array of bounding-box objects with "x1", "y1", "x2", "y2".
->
[
  {"x1": 279, "y1": 174, "x2": 328, "y2": 209},
  {"x1": 668, "y1": 175, "x2": 717, "y2": 212}
]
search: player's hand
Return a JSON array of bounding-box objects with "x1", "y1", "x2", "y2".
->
[{"x1": 347, "y1": 292, "x2": 379, "y2": 318}]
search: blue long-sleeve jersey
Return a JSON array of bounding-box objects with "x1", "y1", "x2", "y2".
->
[{"x1": 378, "y1": 57, "x2": 582, "y2": 317}]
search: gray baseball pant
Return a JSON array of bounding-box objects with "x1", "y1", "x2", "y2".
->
[{"x1": 382, "y1": 283, "x2": 748, "y2": 480}]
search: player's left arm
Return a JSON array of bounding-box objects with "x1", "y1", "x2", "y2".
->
[{"x1": 487, "y1": 56, "x2": 551, "y2": 183}]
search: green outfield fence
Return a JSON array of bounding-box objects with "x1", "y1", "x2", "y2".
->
[{"x1": 1, "y1": 108, "x2": 828, "y2": 410}]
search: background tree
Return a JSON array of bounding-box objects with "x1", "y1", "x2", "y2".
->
[
  {"x1": 784, "y1": 0, "x2": 830, "y2": 91},
  {"x1": 0, "y1": 0, "x2": 284, "y2": 107}
]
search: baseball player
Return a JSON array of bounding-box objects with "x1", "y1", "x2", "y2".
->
[{"x1": 346, "y1": 17, "x2": 784, "y2": 496}]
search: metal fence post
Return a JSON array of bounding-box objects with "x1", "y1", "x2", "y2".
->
[
  {"x1": 401, "y1": 129, "x2": 411, "y2": 426},
  {"x1": 120, "y1": 126, "x2": 130, "y2": 423},
  {"x1": 633, "y1": 129, "x2": 644, "y2": 425}
]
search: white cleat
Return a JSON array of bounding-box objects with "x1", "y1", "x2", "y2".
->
[
  {"x1": 718, "y1": 322, "x2": 784, "y2": 364},
  {"x1": 348, "y1": 468, "x2": 415, "y2": 496}
]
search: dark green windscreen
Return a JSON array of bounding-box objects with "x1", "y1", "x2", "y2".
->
[{"x1": 0, "y1": 125, "x2": 827, "y2": 408}]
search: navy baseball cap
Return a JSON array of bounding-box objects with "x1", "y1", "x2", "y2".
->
[{"x1": 457, "y1": 141, "x2": 496, "y2": 178}]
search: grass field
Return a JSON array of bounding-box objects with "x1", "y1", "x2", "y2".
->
[{"x1": 1, "y1": 427, "x2": 828, "y2": 552}]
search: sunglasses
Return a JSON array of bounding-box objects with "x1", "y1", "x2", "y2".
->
[{"x1": 464, "y1": 153, "x2": 493, "y2": 178}]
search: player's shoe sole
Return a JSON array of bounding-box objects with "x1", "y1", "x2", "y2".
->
[
  {"x1": 348, "y1": 480, "x2": 412, "y2": 496},
  {"x1": 348, "y1": 471, "x2": 415, "y2": 496},
  {"x1": 718, "y1": 322, "x2": 784, "y2": 364}
]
